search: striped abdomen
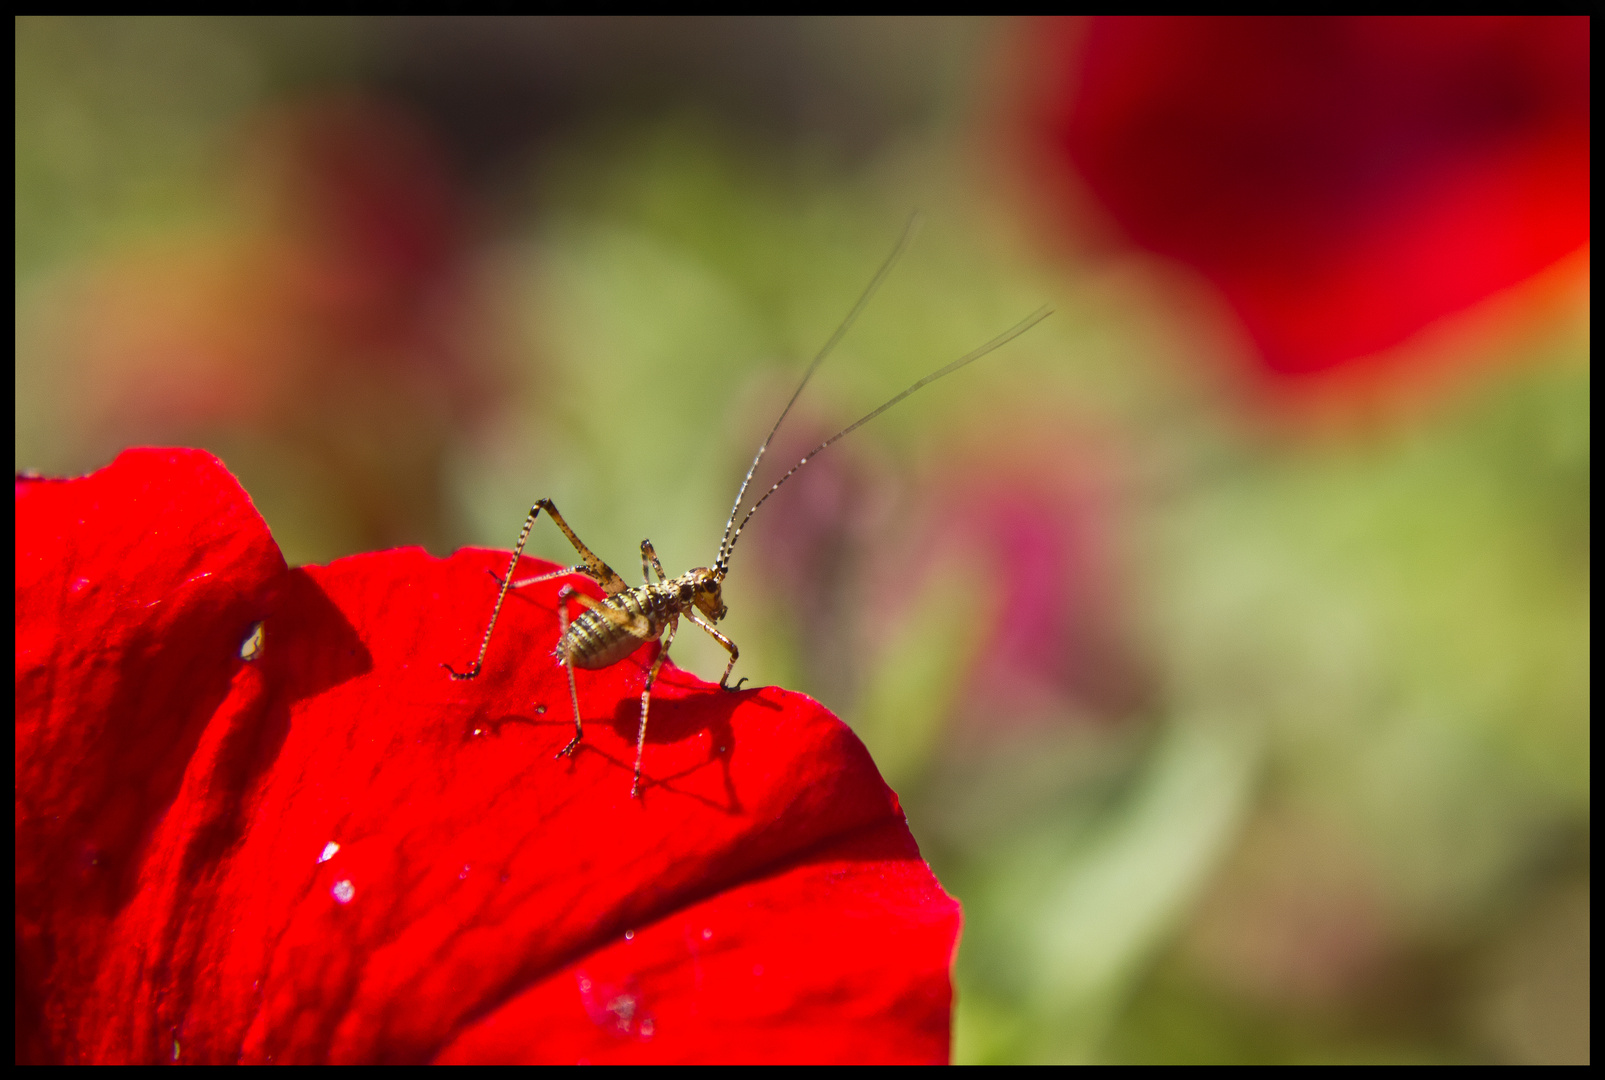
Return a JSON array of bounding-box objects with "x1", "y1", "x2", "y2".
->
[{"x1": 558, "y1": 585, "x2": 676, "y2": 670}]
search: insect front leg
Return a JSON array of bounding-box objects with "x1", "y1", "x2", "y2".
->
[
  {"x1": 685, "y1": 611, "x2": 744, "y2": 690},
  {"x1": 640, "y1": 539, "x2": 667, "y2": 584},
  {"x1": 633, "y1": 615, "x2": 678, "y2": 798},
  {"x1": 555, "y1": 586, "x2": 584, "y2": 758}
]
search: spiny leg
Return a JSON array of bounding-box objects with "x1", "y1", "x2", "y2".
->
[
  {"x1": 555, "y1": 586, "x2": 584, "y2": 757},
  {"x1": 640, "y1": 539, "x2": 667, "y2": 584},
  {"x1": 632, "y1": 617, "x2": 678, "y2": 798},
  {"x1": 444, "y1": 501, "x2": 552, "y2": 680},
  {"x1": 534, "y1": 498, "x2": 629, "y2": 595},
  {"x1": 686, "y1": 610, "x2": 744, "y2": 690},
  {"x1": 446, "y1": 498, "x2": 624, "y2": 680},
  {"x1": 506, "y1": 564, "x2": 585, "y2": 589}
]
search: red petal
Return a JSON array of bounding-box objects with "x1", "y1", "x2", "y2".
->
[
  {"x1": 16, "y1": 449, "x2": 288, "y2": 1063},
  {"x1": 16, "y1": 450, "x2": 958, "y2": 1064},
  {"x1": 436, "y1": 820, "x2": 955, "y2": 1064}
]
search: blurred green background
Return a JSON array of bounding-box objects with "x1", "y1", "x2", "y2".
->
[{"x1": 15, "y1": 17, "x2": 1588, "y2": 1064}]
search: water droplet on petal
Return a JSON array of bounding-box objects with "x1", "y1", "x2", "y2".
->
[
  {"x1": 332, "y1": 879, "x2": 355, "y2": 904},
  {"x1": 459, "y1": 864, "x2": 471, "y2": 880},
  {"x1": 317, "y1": 841, "x2": 340, "y2": 864},
  {"x1": 624, "y1": 929, "x2": 634, "y2": 941},
  {"x1": 239, "y1": 621, "x2": 264, "y2": 661},
  {"x1": 607, "y1": 993, "x2": 637, "y2": 1030},
  {"x1": 576, "y1": 972, "x2": 651, "y2": 1038},
  {"x1": 702, "y1": 927, "x2": 712, "y2": 940}
]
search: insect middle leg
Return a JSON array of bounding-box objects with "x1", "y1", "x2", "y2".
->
[
  {"x1": 632, "y1": 616, "x2": 678, "y2": 797},
  {"x1": 552, "y1": 588, "x2": 653, "y2": 764},
  {"x1": 554, "y1": 586, "x2": 585, "y2": 757}
]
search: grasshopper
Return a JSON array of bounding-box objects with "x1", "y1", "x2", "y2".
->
[{"x1": 446, "y1": 218, "x2": 1048, "y2": 795}]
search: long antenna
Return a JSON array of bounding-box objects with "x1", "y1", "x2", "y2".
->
[
  {"x1": 715, "y1": 212, "x2": 924, "y2": 571},
  {"x1": 717, "y1": 305, "x2": 1052, "y2": 574}
]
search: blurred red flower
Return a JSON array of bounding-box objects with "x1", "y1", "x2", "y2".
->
[
  {"x1": 1031, "y1": 16, "x2": 1590, "y2": 379},
  {"x1": 15, "y1": 449, "x2": 959, "y2": 1064}
]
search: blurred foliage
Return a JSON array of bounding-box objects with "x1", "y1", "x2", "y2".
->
[{"x1": 15, "y1": 17, "x2": 1588, "y2": 1064}]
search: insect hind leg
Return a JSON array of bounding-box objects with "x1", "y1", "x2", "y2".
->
[
  {"x1": 444, "y1": 497, "x2": 624, "y2": 681},
  {"x1": 444, "y1": 501, "x2": 551, "y2": 680},
  {"x1": 555, "y1": 586, "x2": 584, "y2": 758},
  {"x1": 536, "y1": 498, "x2": 628, "y2": 594}
]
